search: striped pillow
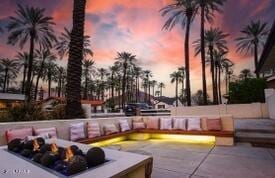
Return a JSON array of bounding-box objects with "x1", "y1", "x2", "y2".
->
[
  {"x1": 70, "y1": 122, "x2": 85, "y2": 141},
  {"x1": 104, "y1": 124, "x2": 119, "y2": 135},
  {"x1": 34, "y1": 127, "x2": 57, "y2": 138},
  {"x1": 173, "y1": 118, "x2": 187, "y2": 130},
  {"x1": 5, "y1": 128, "x2": 33, "y2": 143},
  {"x1": 119, "y1": 119, "x2": 130, "y2": 132},
  {"x1": 87, "y1": 122, "x2": 101, "y2": 138},
  {"x1": 187, "y1": 118, "x2": 201, "y2": 131},
  {"x1": 160, "y1": 118, "x2": 172, "y2": 130}
]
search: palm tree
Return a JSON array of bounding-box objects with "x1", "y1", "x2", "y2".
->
[
  {"x1": 82, "y1": 59, "x2": 95, "y2": 99},
  {"x1": 34, "y1": 48, "x2": 56, "y2": 99},
  {"x1": 43, "y1": 61, "x2": 57, "y2": 98},
  {"x1": 170, "y1": 71, "x2": 182, "y2": 106},
  {"x1": 55, "y1": 27, "x2": 93, "y2": 59},
  {"x1": 143, "y1": 70, "x2": 152, "y2": 104},
  {"x1": 151, "y1": 80, "x2": 157, "y2": 98},
  {"x1": 109, "y1": 64, "x2": 120, "y2": 101},
  {"x1": 7, "y1": 4, "x2": 56, "y2": 102},
  {"x1": 222, "y1": 59, "x2": 234, "y2": 94},
  {"x1": 115, "y1": 52, "x2": 136, "y2": 108},
  {"x1": 161, "y1": 0, "x2": 198, "y2": 106},
  {"x1": 65, "y1": 0, "x2": 87, "y2": 118},
  {"x1": 239, "y1": 69, "x2": 253, "y2": 80},
  {"x1": 56, "y1": 66, "x2": 66, "y2": 97},
  {"x1": 235, "y1": 20, "x2": 269, "y2": 78},
  {"x1": 0, "y1": 58, "x2": 20, "y2": 92},
  {"x1": 98, "y1": 68, "x2": 108, "y2": 101},
  {"x1": 194, "y1": 27, "x2": 228, "y2": 104},
  {"x1": 15, "y1": 52, "x2": 29, "y2": 93},
  {"x1": 159, "y1": 82, "x2": 165, "y2": 97},
  {"x1": 196, "y1": 0, "x2": 226, "y2": 105},
  {"x1": 133, "y1": 66, "x2": 142, "y2": 102},
  {"x1": 178, "y1": 66, "x2": 185, "y2": 103}
]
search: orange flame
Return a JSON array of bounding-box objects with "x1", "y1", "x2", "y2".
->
[
  {"x1": 33, "y1": 139, "x2": 40, "y2": 151},
  {"x1": 51, "y1": 143, "x2": 59, "y2": 154},
  {"x1": 64, "y1": 147, "x2": 74, "y2": 162}
]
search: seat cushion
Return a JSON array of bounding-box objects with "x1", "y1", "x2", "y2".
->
[
  {"x1": 206, "y1": 118, "x2": 222, "y2": 131},
  {"x1": 173, "y1": 118, "x2": 187, "y2": 130},
  {"x1": 70, "y1": 122, "x2": 85, "y2": 141},
  {"x1": 146, "y1": 118, "x2": 159, "y2": 129},
  {"x1": 104, "y1": 124, "x2": 119, "y2": 135},
  {"x1": 34, "y1": 127, "x2": 57, "y2": 138},
  {"x1": 5, "y1": 128, "x2": 33, "y2": 143},
  {"x1": 160, "y1": 118, "x2": 172, "y2": 130},
  {"x1": 87, "y1": 122, "x2": 101, "y2": 138},
  {"x1": 119, "y1": 119, "x2": 131, "y2": 132},
  {"x1": 187, "y1": 118, "x2": 201, "y2": 131}
]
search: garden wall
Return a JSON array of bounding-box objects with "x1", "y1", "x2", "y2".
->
[{"x1": 170, "y1": 103, "x2": 269, "y2": 119}]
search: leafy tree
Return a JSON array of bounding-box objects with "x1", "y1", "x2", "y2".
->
[
  {"x1": 235, "y1": 20, "x2": 269, "y2": 78},
  {"x1": 0, "y1": 58, "x2": 20, "y2": 92},
  {"x1": 192, "y1": 89, "x2": 210, "y2": 105},
  {"x1": 15, "y1": 52, "x2": 29, "y2": 93},
  {"x1": 7, "y1": 4, "x2": 56, "y2": 101},
  {"x1": 161, "y1": 0, "x2": 198, "y2": 106},
  {"x1": 82, "y1": 59, "x2": 95, "y2": 99},
  {"x1": 229, "y1": 78, "x2": 266, "y2": 104}
]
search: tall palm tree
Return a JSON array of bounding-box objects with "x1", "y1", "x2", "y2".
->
[
  {"x1": 161, "y1": 0, "x2": 198, "y2": 106},
  {"x1": 239, "y1": 69, "x2": 253, "y2": 80},
  {"x1": 98, "y1": 68, "x2": 108, "y2": 101},
  {"x1": 15, "y1": 52, "x2": 29, "y2": 93},
  {"x1": 196, "y1": 0, "x2": 226, "y2": 105},
  {"x1": 159, "y1": 82, "x2": 165, "y2": 97},
  {"x1": 151, "y1": 80, "x2": 157, "y2": 98},
  {"x1": 194, "y1": 27, "x2": 228, "y2": 104},
  {"x1": 222, "y1": 58, "x2": 234, "y2": 94},
  {"x1": 143, "y1": 70, "x2": 152, "y2": 104},
  {"x1": 56, "y1": 66, "x2": 66, "y2": 97},
  {"x1": 55, "y1": 27, "x2": 93, "y2": 59},
  {"x1": 43, "y1": 61, "x2": 57, "y2": 98},
  {"x1": 82, "y1": 59, "x2": 95, "y2": 99},
  {"x1": 7, "y1": 4, "x2": 56, "y2": 102},
  {"x1": 0, "y1": 58, "x2": 20, "y2": 92},
  {"x1": 65, "y1": 0, "x2": 87, "y2": 118},
  {"x1": 115, "y1": 52, "x2": 136, "y2": 108},
  {"x1": 178, "y1": 66, "x2": 185, "y2": 102},
  {"x1": 34, "y1": 48, "x2": 56, "y2": 99},
  {"x1": 170, "y1": 71, "x2": 182, "y2": 106},
  {"x1": 109, "y1": 64, "x2": 120, "y2": 101},
  {"x1": 235, "y1": 20, "x2": 269, "y2": 78},
  {"x1": 133, "y1": 66, "x2": 142, "y2": 102}
]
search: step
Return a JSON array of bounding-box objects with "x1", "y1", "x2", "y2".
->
[
  {"x1": 235, "y1": 132, "x2": 275, "y2": 144},
  {"x1": 235, "y1": 119, "x2": 275, "y2": 134}
]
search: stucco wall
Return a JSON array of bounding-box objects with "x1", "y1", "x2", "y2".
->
[{"x1": 171, "y1": 103, "x2": 269, "y2": 119}]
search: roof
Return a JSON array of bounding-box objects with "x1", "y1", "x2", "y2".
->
[
  {"x1": 155, "y1": 96, "x2": 176, "y2": 105},
  {"x1": 81, "y1": 100, "x2": 104, "y2": 106},
  {"x1": 256, "y1": 20, "x2": 275, "y2": 73},
  {"x1": 0, "y1": 93, "x2": 25, "y2": 101}
]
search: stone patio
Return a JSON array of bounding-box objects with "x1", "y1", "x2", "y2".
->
[{"x1": 104, "y1": 140, "x2": 275, "y2": 178}]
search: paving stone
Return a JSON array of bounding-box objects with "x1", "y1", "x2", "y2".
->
[
  {"x1": 195, "y1": 154, "x2": 275, "y2": 178},
  {"x1": 151, "y1": 168, "x2": 189, "y2": 178}
]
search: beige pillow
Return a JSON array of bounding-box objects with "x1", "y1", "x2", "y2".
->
[
  {"x1": 104, "y1": 124, "x2": 119, "y2": 135},
  {"x1": 173, "y1": 118, "x2": 187, "y2": 130},
  {"x1": 146, "y1": 118, "x2": 159, "y2": 129}
]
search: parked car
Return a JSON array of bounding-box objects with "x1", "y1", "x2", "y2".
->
[{"x1": 124, "y1": 103, "x2": 151, "y2": 116}]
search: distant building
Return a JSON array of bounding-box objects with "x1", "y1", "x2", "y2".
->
[
  {"x1": 0, "y1": 93, "x2": 25, "y2": 110},
  {"x1": 154, "y1": 96, "x2": 183, "y2": 109},
  {"x1": 256, "y1": 21, "x2": 275, "y2": 89}
]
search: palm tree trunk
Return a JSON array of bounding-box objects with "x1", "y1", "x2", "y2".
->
[
  {"x1": 65, "y1": 0, "x2": 86, "y2": 118},
  {"x1": 225, "y1": 70, "x2": 228, "y2": 94},
  {"x1": 254, "y1": 43, "x2": 259, "y2": 78},
  {"x1": 185, "y1": 17, "x2": 192, "y2": 106},
  {"x1": 58, "y1": 77, "x2": 61, "y2": 97},
  {"x1": 84, "y1": 74, "x2": 88, "y2": 99},
  {"x1": 209, "y1": 47, "x2": 217, "y2": 104},
  {"x1": 26, "y1": 33, "x2": 35, "y2": 102},
  {"x1": 22, "y1": 63, "x2": 27, "y2": 94},
  {"x1": 34, "y1": 58, "x2": 46, "y2": 100},
  {"x1": 176, "y1": 79, "x2": 178, "y2": 107},
  {"x1": 111, "y1": 73, "x2": 114, "y2": 100},
  {"x1": 122, "y1": 65, "x2": 127, "y2": 109},
  {"x1": 200, "y1": 4, "x2": 207, "y2": 105},
  {"x1": 214, "y1": 65, "x2": 218, "y2": 104},
  {"x1": 48, "y1": 74, "x2": 51, "y2": 98},
  {"x1": 218, "y1": 67, "x2": 222, "y2": 104},
  {"x1": 160, "y1": 87, "x2": 162, "y2": 97},
  {"x1": 3, "y1": 68, "x2": 8, "y2": 92},
  {"x1": 148, "y1": 80, "x2": 151, "y2": 104}
]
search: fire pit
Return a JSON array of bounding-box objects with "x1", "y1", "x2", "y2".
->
[{"x1": 6, "y1": 138, "x2": 110, "y2": 177}]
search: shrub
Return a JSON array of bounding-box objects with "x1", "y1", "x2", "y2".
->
[
  {"x1": 228, "y1": 78, "x2": 267, "y2": 104},
  {"x1": 48, "y1": 104, "x2": 66, "y2": 120}
]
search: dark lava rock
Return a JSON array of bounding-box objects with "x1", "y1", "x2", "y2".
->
[
  {"x1": 36, "y1": 137, "x2": 45, "y2": 146},
  {"x1": 67, "y1": 155, "x2": 87, "y2": 175},
  {"x1": 8, "y1": 139, "x2": 23, "y2": 151},
  {"x1": 40, "y1": 152, "x2": 56, "y2": 167},
  {"x1": 20, "y1": 149, "x2": 32, "y2": 158},
  {"x1": 23, "y1": 140, "x2": 34, "y2": 150},
  {"x1": 86, "y1": 147, "x2": 105, "y2": 167},
  {"x1": 33, "y1": 153, "x2": 43, "y2": 163},
  {"x1": 54, "y1": 163, "x2": 67, "y2": 172},
  {"x1": 39, "y1": 144, "x2": 51, "y2": 154}
]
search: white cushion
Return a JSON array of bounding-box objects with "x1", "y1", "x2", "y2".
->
[
  {"x1": 34, "y1": 127, "x2": 57, "y2": 138},
  {"x1": 187, "y1": 118, "x2": 201, "y2": 131},
  {"x1": 104, "y1": 124, "x2": 119, "y2": 135},
  {"x1": 70, "y1": 122, "x2": 85, "y2": 141},
  {"x1": 119, "y1": 119, "x2": 131, "y2": 132},
  {"x1": 87, "y1": 122, "x2": 101, "y2": 138},
  {"x1": 173, "y1": 118, "x2": 187, "y2": 130},
  {"x1": 160, "y1": 118, "x2": 172, "y2": 130}
]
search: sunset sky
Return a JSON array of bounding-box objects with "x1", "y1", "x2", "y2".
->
[{"x1": 0, "y1": 0, "x2": 274, "y2": 97}]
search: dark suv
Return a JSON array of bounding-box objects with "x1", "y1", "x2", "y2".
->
[{"x1": 124, "y1": 103, "x2": 150, "y2": 116}]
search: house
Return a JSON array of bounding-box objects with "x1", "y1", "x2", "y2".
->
[
  {"x1": 154, "y1": 96, "x2": 183, "y2": 109},
  {"x1": 0, "y1": 93, "x2": 25, "y2": 110}
]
